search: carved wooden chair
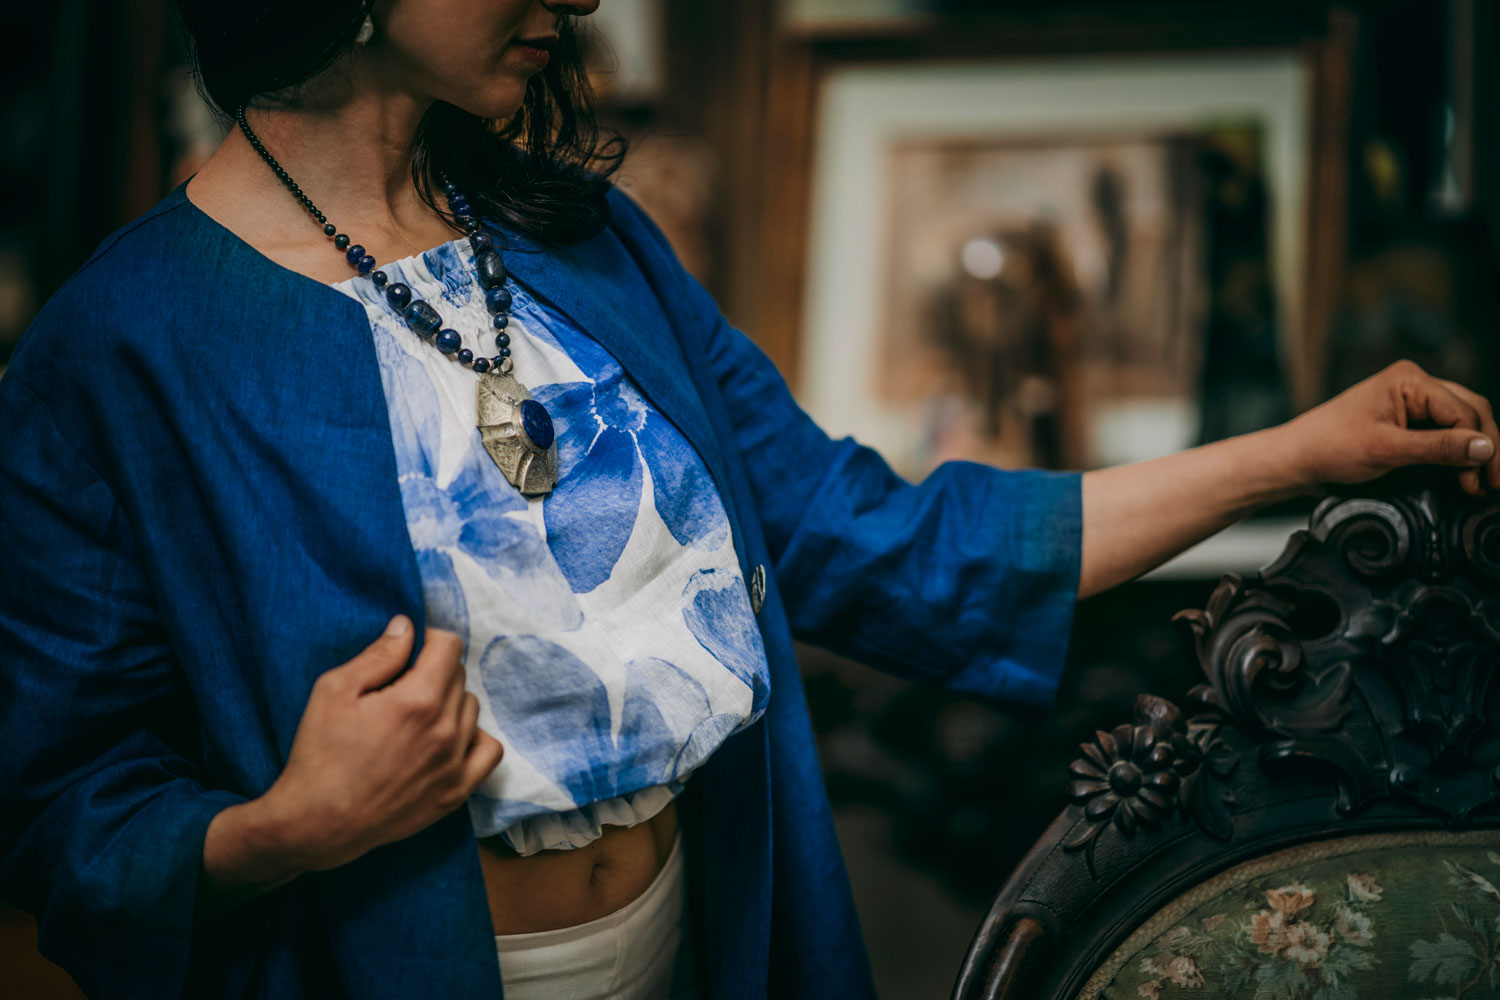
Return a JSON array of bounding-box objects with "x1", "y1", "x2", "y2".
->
[{"x1": 953, "y1": 471, "x2": 1500, "y2": 1000}]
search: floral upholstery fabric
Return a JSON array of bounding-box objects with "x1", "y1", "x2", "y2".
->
[{"x1": 1089, "y1": 832, "x2": 1500, "y2": 1000}]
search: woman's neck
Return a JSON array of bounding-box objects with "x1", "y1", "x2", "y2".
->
[{"x1": 186, "y1": 91, "x2": 467, "y2": 284}]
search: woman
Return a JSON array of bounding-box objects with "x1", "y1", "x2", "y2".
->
[{"x1": 1, "y1": 2, "x2": 1496, "y2": 998}]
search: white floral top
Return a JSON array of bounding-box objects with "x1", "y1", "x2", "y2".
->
[{"x1": 332, "y1": 238, "x2": 769, "y2": 855}]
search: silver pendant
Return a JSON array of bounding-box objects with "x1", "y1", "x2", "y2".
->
[{"x1": 476, "y1": 372, "x2": 558, "y2": 496}]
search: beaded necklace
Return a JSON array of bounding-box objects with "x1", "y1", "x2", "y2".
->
[{"x1": 236, "y1": 107, "x2": 559, "y2": 496}]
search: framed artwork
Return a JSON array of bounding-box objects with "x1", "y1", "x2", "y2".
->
[{"x1": 798, "y1": 53, "x2": 1320, "y2": 478}]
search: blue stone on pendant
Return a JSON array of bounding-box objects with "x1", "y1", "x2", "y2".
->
[{"x1": 519, "y1": 399, "x2": 554, "y2": 451}]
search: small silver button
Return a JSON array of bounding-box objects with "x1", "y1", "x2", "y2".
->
[{"x1": 748, "y1": 564, "x2": 767, "y2": 614}]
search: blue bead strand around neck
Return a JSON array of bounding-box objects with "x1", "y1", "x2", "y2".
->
[{"x1": 236, "y1": 105, "x2": 534, "y2": 383}]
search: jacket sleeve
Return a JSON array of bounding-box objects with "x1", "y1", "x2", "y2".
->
[
  {"x1": 0, "y1": 373, "x2": 247, "y2": 998},
  {"x1": 610, "y1": 189, "x2": 1082, "y2": 711}
]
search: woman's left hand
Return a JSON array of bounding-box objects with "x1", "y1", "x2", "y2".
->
[
  {"x1": 1274, "y1": 359, "x2": 1500, "y2": 497},
  {"x1": 1081, "y1": 359, "x2": 1498, "y2": 598}
]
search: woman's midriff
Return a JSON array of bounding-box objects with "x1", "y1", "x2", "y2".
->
[{"x1": 476, "y1": 801, "x2": 679, "y2": 935}]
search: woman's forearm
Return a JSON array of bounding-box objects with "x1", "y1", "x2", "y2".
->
[
  {"x1": 1076, "y1": 362, "x2": 1500, "y2": 599},
  {"x1": 198, "y1": 793, "x2": 317, "y2": 916},
  {"x1": 1078, "y1": 426, "x2": 1304, "y2": 599}
]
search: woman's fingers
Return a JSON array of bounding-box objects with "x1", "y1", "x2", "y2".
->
[
  {"x1": 439, "y1": 649, "x2": 469, "y2": 724},
  {"x1": 461, "y1": 729, "x2": 504, "y2": 793},
  {"x1": 1440, "y1": 378, "x2": 1500, "y2": 490},
  {"x1": 331, "y1": 615, "x2": 416, "y2": 695},
  {"x1": 457, "y1": 691, "x2": 481, "y2": 751},
  {"x1": 1393, "y1": 361, "x2": 1481, "y2": 431},
  {"x1": 411, "y1": 628, "x2": 464, "y2": 686},
  {"x1": 382, "y1": 627, "x2": 464, "y2": 714},
  {"x1": 1387, "y1": 363, "x2": 1491, "y2": 495},
  {"x1": 1387, "y1": 424, "x2": 1494, "y2": 468}
]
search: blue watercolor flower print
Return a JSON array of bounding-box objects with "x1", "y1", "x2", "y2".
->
[
  {"x1": 420, "y1": 242, "x2": 478, "y2": 309},
  {"x1": 618, "y1": 657, "x2": 744, "y2": 784},
  {"x1": 374, "y1": 325, "x2": 583, "y2": 650},
  {"x1": 479, "y1": 638, "x2": 742, "y2": 817},
  {"x1": 682, "y1": 568, "x2": 770, "y2": 712},
  {"x1": 523, "y1": 310, "x2": 730, "y2": 594}
]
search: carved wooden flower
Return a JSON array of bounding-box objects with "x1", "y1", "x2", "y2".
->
[{"x1": 1068, "y1": 720, "x2": 1181, "y2": 837}]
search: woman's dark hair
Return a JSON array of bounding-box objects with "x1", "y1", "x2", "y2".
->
[{"x1": 173, "y1": 1, "x2": 624, "y2": 245}]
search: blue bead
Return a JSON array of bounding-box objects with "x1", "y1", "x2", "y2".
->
[
  {"x1": 323, "y1": 223, "x2": 337, "y2": 236},
  {"x1": 492, "y1": 355, "x2": 504, "y2": 368},
  {"x1": 371, "y1": 270, "x2": 388, "y2": 287},
  {"x1": 334, "y1": 233, "x2": 350, "y2": 251},
  {"x1": 386, "y1": 283, "x2": 412, "y2": 309},
  {"x1": 450, "y1": 196, "x2": 471, "y2": 212},
  {"x1": 435, "y1": 329, "x2": 461, "y2": 354},
  {"x1": 475, "y1": 248, "x2": 506, "y2": 289},
  {"x1": 405, "y1": 302, "x2": 442, "y2": 336},
  {"x1": 495, "y1": 332, "x2": 511, "y2": 348},
  {"x1": 473, "y1": 357, "x2": 490, "y2": 373},
  {"x1": 464, "y1": 217, "x2": 481, "y2": 233},
  {"x1": 471, "y1": 231, "x2": 493, "y2": 251},
  {"x1": 492, "y1": 314, "x2": 509, "y2": 330},
  {"x1": 519, "y1": 399, "x2": 555, "y2": 450},
  {"x1": 345, "y1": 244, "x2": 365, "y2": 265},
  {"x1": 357, "y1": 255, "x2": 376, "y2": 274},
  {"x1": 499, "y1": 347, "x2": 511, "y2": 358},
  {"x1": 485, "y1": 287, "x2": 512, "y2": 314},
  {"x1": 457, "y1": 348, "x2": 474, "y2": 365}
]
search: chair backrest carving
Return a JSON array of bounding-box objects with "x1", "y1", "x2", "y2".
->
[{"x1": 952, "y1": 470, "x2": 1500, "y2": 1000}]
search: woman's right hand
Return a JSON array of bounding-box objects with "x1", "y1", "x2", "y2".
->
[
  {"x1": 267, "y1": 615, "x2": 503, "y2": 870},
  {"x1": 200, "y1": 616, "x2": 502, "y2": 905}
]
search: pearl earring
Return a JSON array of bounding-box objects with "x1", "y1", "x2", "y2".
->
[{"x1": 355, "y1": 14, "x2": 374, "y2": 45}]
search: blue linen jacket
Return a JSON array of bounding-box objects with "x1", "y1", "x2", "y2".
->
[{"x1": 0, "y1": 182, "x2": 1081, "y2": 999}]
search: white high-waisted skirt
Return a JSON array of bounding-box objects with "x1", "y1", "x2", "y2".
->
[{"x1": 494, "y1": 832, "x2": 692, "y2": 1000}]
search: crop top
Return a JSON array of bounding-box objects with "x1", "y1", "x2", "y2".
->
[{"x1": 332, "y1": 237, "x2": 770, "y2": 855}]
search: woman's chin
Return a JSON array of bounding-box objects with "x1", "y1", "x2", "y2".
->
[
  {"x1": 468, "y1": 71, "x2": 544, "y2": 116},
  {"x1": 452, "y1": 90, "x2": 529, "y2": 122}
]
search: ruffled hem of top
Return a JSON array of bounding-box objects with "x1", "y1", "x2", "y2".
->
[{"x1": 470, "y1": 780, "x2": 686, "y2": 856}]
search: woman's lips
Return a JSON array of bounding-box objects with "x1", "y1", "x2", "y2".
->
[{"x1": 510, "y1": 42, "x2": 551, "y2": 69}]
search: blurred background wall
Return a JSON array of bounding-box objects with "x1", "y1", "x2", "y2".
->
[{"x1": 3, "y1": 1, "x2": 1499, "y2": 997}]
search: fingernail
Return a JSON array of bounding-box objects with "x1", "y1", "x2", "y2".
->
[
  {"x1": 1470, "y1": 438, "x2": 1494, "y2": 462},
  {"x1": 385, "y1": 615, "x2": 411, "y2": 637}
]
